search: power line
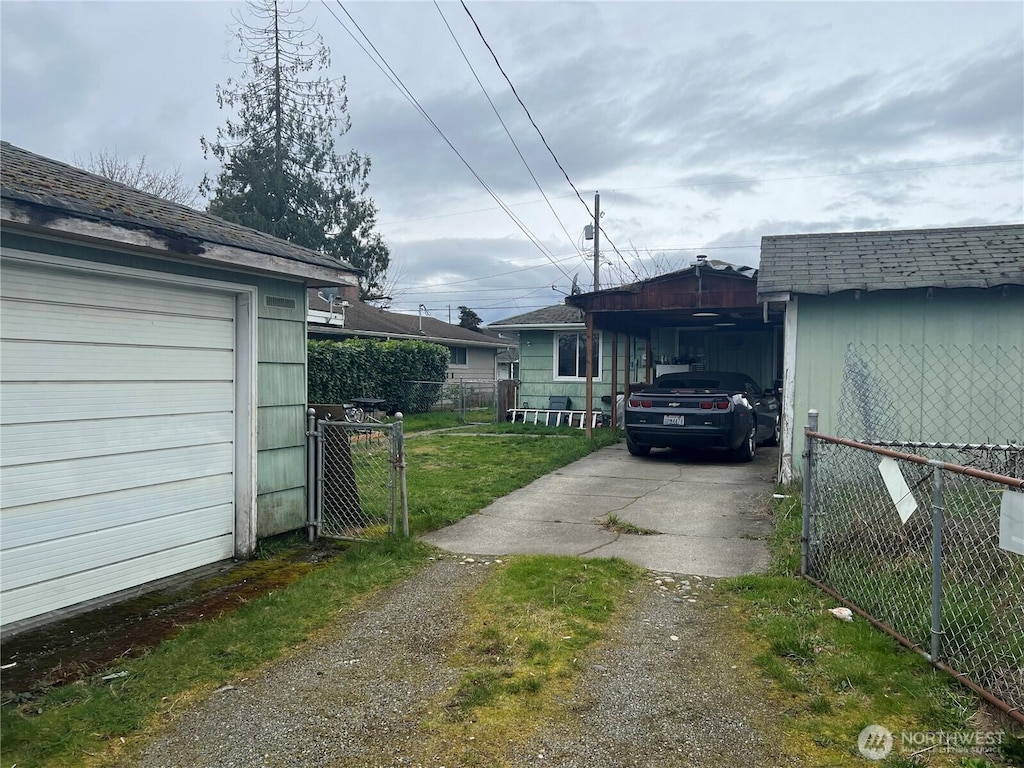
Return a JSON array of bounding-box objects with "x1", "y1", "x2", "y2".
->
[
  {"x1": 378, "y1": 158, "x2": 1022, "y2": 227},
  {"x1": 433, "y1": 1, "x2": 588, "y2": 273},
  {"x1": 459, "y1": 1, "x2": 639, "y2": 283},
  {"x1": 322, "y1": 0, "x2": 575, "y2": 282}
]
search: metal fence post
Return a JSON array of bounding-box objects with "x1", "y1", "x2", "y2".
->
[
  {"x1": 930, "y1": 461, "x2": 945, "y2": 663},
  {"x1": 306, "y1": 408, "x2": 318, "y2": 543},
  {"x1": 394, "y1": 413, "x2": 409, "y2": 537},
  {"x1": 801, "y1": 409, "x2": 819, "y2": 576}
]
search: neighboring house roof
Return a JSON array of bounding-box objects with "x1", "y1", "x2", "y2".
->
[
  {"x1": 0, "y1": 142, "x2": 358, "y2": 287},
  {"x1": 308, "y1": 291, "x2": 513, "y2": 349},
  {"x1": 758, "y1": 224, "x2": 1024, "y2": 299},
  {"x1": 487, "y1": 304, "x2": 584, "y2": 329}
]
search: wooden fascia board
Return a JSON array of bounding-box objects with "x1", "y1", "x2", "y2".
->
[{"x1": 1, "y1": 201, "x2": 359, "y2": 287}]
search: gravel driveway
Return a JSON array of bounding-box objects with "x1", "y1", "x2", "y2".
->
[{"x1": 121, "y1": 557, "x2": 793, "y2": 768}]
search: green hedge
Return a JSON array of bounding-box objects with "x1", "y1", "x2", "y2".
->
[{"x1": 307, "y1": 339, "x2": 449, "y2": 414}]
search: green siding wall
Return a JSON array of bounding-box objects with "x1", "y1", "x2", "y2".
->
[
  {"x1": 516, "y1": 326, "x2": 778, "y2": 412},
  {"x1": 793, "y1": 287, "x2": 1024, "y2": 443},
  {"x1": 2, "y1": 232, "x2": 312, "y2": 540},
  {"x1": 516, "y1": 329, "x2": 629, "y2": 412}
]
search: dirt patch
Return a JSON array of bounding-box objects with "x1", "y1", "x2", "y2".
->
[{"x1": 1, "y1": 538, "x2": 341, "y2": 701}]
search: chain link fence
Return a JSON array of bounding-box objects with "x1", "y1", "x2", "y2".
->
[
  {"x1": 405, "y1": 379, "x2": 499, "y2": 422},
  {"x1": 802, "y1": 415, "x2": 1024, "y2": 722},
  {"x1": 306, "y1": 412, "x2": 408, "y2": 541},
  {"x1": 837, "y1": 342, "x2": 1023, "y2": 444}
]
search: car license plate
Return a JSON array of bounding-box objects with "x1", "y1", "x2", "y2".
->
[{"x1": 663, "y1": 415, "x2": 685, "y2": 426}]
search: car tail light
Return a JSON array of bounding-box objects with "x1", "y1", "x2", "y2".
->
[
  {"x1": 716, "y1": 400, "x2": 730, "y2": 410},
  {"x1": 699, "y1": 401, "x2": 714, "y2": 410},
  {"x1": 629, "y1": 398, "x2": 653, "y2": 408}
]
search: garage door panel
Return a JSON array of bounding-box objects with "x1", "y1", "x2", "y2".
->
[
  {"x1": 0, "y1": 255, "x2": 242, "y2": 628},
  {"x1": 0, "y1": 537, "x2": 235, "y2": 627},
  {"x1": 1, "y1": 381, "x2": 234, "y2": 424},
  {"x1": 0, "y1": 341, "x2": 234, "y2": 382},
  {"x1": 2, "y1": 411, "x2": 235, "y2": 466},
  {"x1": 1, "y1": 300, "x2": 235, "y2": 348},
  {"x1": 0, "y1": 262, "x2": 236, "y2": 319},
  {"x1": 1, "y1": 475, "x2": 234, "y2": 549},
  {"x1": 1, "y1": 442, "x2": 234, "y2": 508},
  {"x1": 2, "y1": 504, "x2": 234, "y2": 591}
]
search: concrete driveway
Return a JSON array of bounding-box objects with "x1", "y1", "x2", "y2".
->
[{"x1": 422, "y1": 441, "x2": 778, "y2": 577}]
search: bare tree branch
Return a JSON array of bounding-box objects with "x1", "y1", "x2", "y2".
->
[{"x1": 75, "y1": 149, "x2": 200, "y2": 207}]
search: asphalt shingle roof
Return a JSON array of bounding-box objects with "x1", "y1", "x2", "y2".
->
[
  {"x1": 0, "y1": 141, "x2": 356, "y2": 273},
  {"x1": 758, "y1": 224, "x2": 1024, "y2": 297},
  {"x1": 487, "y1": 304, "x2": 583, "y2": 328},
  {"x1": 309, "y1": 292, "x2": 512, "y2": 348}
]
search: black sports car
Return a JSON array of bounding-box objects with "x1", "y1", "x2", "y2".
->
[{"x1": 624, "y1": 371, "x2": 779, "y2": 461}]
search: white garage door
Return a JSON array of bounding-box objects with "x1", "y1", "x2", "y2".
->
[{"x1": 1, "y1": 257, "x2": 238, "y2": 627}]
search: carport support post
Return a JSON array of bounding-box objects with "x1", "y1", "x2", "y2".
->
[
  {"x1": 610, "y1": 333, "x2": 619, "y2": 430},
  {"x1": 585, "y1": 313, "x2": 594, "y2": 439},
  {"x1": 800, "y1": 409, "x2": 818, "y2": 576}
]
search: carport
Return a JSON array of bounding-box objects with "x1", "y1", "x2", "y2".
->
[{"x1": 564, "y1": 259, "x2": 785, "y2": 435}]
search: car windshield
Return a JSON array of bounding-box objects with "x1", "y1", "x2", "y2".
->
[{"x1": 655, "y1": 374, "x2": 747, "y2": 390}]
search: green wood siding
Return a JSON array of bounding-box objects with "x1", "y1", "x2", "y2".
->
[
  {"x1": 256, "y1": 487, "x2": 308, "y2": 538},
  {"x1": 793, "y1": 287, "x2": 1024, "y2": 443},
  {"x1": 515, "y1": 326, "x2": 778, "y2": 413},
  {"x1": 257, "y1": 405, "x2": 307, "y2": 451},
  {"x1": 2, "y1": 232, "x2": 313, "y2": 538},
  {"x1": 516, "y1": 329, "x2": 629, "y2": 412},
  {"x1": 258, "y1": 318, "x2": 306, "y2": 362}
]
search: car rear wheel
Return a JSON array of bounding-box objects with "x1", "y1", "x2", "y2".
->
[
  {"x1": 731, "y1": 422, "x2": 756, "y2": 462},
  {"x1": 626, "y1": 433, "x2": 651, "y2": 457}
]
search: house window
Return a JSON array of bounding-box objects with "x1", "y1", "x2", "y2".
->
[
  {"x1": 449, "y1": 346, "x2": 468, "y2": 366},
  {"x1": 554, "y1": 332, "x2": 600, "y2": 380}
]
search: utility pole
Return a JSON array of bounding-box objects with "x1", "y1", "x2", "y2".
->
[
  {"x1": 593, "y1": 191, "x2": 601, "y2": 291},
  {"x1": 448, "y1": 305, "x2": 451, "y2": 324}
]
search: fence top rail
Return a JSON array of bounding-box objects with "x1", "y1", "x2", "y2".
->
[
  {"x1": 865, "y1": 439, "x2": 1023, "y2": 452},
  {"x1": 806, "y1": 429, "x2": 1024, "y2": 489}
]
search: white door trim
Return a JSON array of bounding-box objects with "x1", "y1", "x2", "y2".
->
[{"x1": 0, "y1": 247, "x2": 258, "y2": 558}]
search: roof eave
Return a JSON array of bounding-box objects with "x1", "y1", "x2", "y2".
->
[
  {"x1": 487, "y1": 322, "x2": 585, "y2": 331},
  {"x1": 308, "y1": 323, "x2": 512, "y2": 348},
  {"x1": 1, "y1": 200, "x2": 359, "y2": 287}
]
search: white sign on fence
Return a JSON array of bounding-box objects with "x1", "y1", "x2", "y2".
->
[
  {"x1": 999, "y1": 491, "x2": 1024, "y2": 556},
  {"x1": 878, "y1": 457, "x2": 918, "y2": 524}
]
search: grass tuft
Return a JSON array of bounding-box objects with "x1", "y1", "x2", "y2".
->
[{"x1": 602, "y1": 513, "x2": 660, "y2": 536}]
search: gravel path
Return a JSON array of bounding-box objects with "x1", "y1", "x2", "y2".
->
[
  {"x1": 121, "y1": 559, "x2": 793, "y2": 768},
  {"x1": 511, "y1": 573, "x2": 797, "y2": 768}
]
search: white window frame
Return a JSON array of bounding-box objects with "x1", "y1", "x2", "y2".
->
[
  {"x1": 448, "y1": 345, "x2": 468, "y2": 367},
  {"x1": 553, "y1": 331, "x2": 602, "y2": 381}
]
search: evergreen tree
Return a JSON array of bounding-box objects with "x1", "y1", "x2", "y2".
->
[
  {"x1": 458, "y1": 306, "x2": 483, "y2": 331},
  {"x1": 201, "y1": 0, "x2": 390, "y2": 299}
]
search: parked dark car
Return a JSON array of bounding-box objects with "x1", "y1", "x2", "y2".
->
[{"x1": 624, "y1": 371, "x2": 779, "y2": 461}]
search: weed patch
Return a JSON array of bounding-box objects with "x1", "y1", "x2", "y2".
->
[
  {"x1": 419, "y1": 555, "x2": 639, "y2": 765},
  {"x1": 602, "y1": 513, "x2": 660, "y2": 536},
  {"x1": 719, "y1": 488, "x2": 1021, "y2": 766}
]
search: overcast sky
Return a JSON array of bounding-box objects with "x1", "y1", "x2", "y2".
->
[{"x1": 3, "y1": 1, "x2": 1022, "y2": 324}]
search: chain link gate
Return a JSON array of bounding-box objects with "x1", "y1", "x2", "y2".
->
[{"x1": 306, "y1": 410, "x2": 409, "y2": 541}]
